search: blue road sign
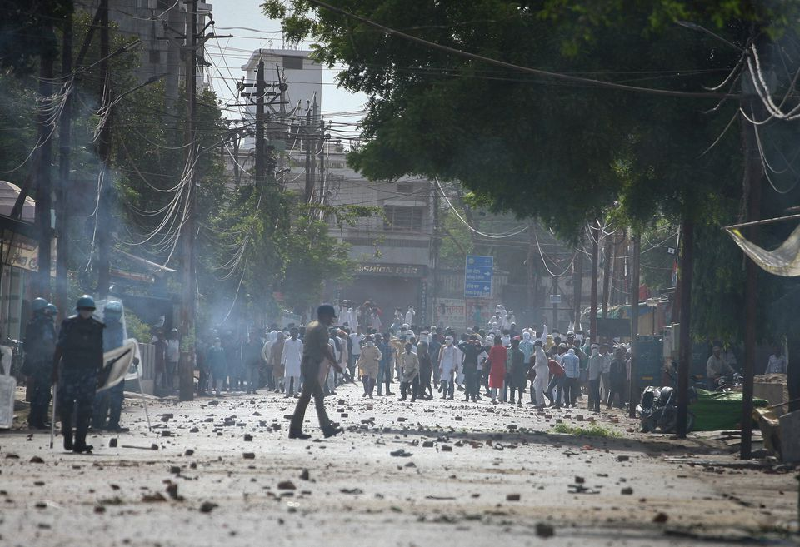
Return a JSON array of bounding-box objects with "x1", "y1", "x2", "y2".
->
[{"x1": 464, "y1": 255, "x2": 493, "y2": 298}]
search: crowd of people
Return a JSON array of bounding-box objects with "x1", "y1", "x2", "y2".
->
[{"x1": 192, "y1": 303, "x2": 635, "y2": 415}]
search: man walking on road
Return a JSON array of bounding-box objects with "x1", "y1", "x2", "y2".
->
[
  {"x1": 561, "y1": 347, "x2": 581, "y2": 408},
  {"x1": 289, "y1": 305, "x2": 343, "y2": 440}
]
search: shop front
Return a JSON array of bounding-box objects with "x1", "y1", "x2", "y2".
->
[{"x1": 340, "y1": 262, "x2": 428, "y2": 327}]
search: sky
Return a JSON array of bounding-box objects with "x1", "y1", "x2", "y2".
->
[{"x1": 206, "y1": 0, "x2": 368, "y2": 131}]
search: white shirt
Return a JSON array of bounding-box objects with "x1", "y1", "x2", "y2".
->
[
  {"x1": 165, "y1": 339, "x2": 180, "y2": 362},
  {"x1": 534, "y1": 347, "x2": 548, "y2": 374},
  {"x1": 439, "y1": 345, "x2": 459, "y2": 375},
  {"x1": 405, "y1": 309, "x2": 415, "y2": 326},
  {"x1": 350, "y1": 333, "x2": 363, "y2": 356},
  {"x1": 281, "y1": 338, "x2": 303, "y2": 376},
  {"x1": 766, "y1": 355, "x2": 787, "y2": 374}
]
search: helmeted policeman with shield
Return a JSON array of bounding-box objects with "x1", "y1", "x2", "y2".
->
[
  {"x1": 23, "y1": 297, "x2": 56, "y2": 429},
  {"x1": 51, "y1": 295, "x2": 104, "y2": 453}
]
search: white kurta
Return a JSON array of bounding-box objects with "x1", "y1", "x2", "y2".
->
[
  {"x1": 439, "y1": 345, "x2": 459, "y2": 380},
  {"x1": 281, "y1": 338, "x2": 303, "y2": 378}
]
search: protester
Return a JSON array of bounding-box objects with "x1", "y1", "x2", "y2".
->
[
  {"x1": 207, "y1": 338, "x2": 227, "y2": 397},
  {"x1": 766, "y1": 346, "x2": 787, "y2": 374},
  {"x1": 164, "y1": 328, "x2": 180, "y2": 391},
  {"x1": 270, "y1": 332, "x2": 286, "y2": 392},
  {"x1": 357, "y1": 335, "x2": 381, "y2": 398},
  {"x1": 289, "y1": 305, "x2": 343, "y2": 440},
  {"x1": 243, "y1": 332, "x2": 263, "y2": 394},
  {"x1": 508, "y1": 338, "x2": 527, "y2": 406},
  {"x1": 282, "y1": 327, "x2": 303, "y2": 397},
  {"x1": 376, "y1": 333, "x2": 394, "y2": 396},
  {"x1": 531, "y1": 340, "x2": 549, "y2": 408},
  {"x1": 607, "y1": 347, "x2": 628, "y2": 409},
  {"x1": 546, "y1": 351, "x2": 565, "y2": 408},
  {"x1": 417, "y1": 338, "x2": 433, "y2": 399},
  {"x1": 439, "y1": 336, "x2": 458, "y2": 399},
  {"x1": 458, "y1": 335, "x2": 483, "y2": 402},
  {"x1": 348, "y1": 326, "x2": 364, "y2": 383},
  {"x1": 587, "y1": 344, "x2": 603, "y2": 412},
  {"x1": 399, "y1": 342, "x2": 420, "y2": 401},
  {"x1": 487, "y1": 336, "x2": 507, "y2": 404},
  {"x1": 561, "y1": 347, "x2": 581, "y2": 408}
]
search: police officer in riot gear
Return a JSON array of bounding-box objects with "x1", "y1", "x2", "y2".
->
[
  {"x1": 93, "y1": 300, "x2": 127, "y2": 431},
  {"x1": 51, "y1": 295, "x2": 105, "y2": 453},
  {"x1": 23, "y1": 297, "x2": 56, "y2": 429}
]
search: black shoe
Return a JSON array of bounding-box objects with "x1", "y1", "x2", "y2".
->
[
  {"x1": 288, "y1": 431, "x2": 312, "y2": 440},
  {"x1": 386, "y1": 391, "x2": 394, "y2": 396},
  {"x1": 72, "y1": 444, "x2": 93, "y2": 454},
  {"x1": 322, "y1": 426, "x2": 343, "y2": 438},
  {"x1": 106, "y1": 425, "x2": 129, "y2": 433}
]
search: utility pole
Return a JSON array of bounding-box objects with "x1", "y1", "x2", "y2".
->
[
  {"x1": 254, "y1": 60, "x2": 265, "y2": 190},
  {"x1": 590, "y1": 223, "x2": 599, "y2": 340},
  {"x1": 601, "y1": 234, "x2": 613, "y2": 318},
  {"x1": 304, "y1": 105, "x2": 313, "y2": 202},
  {"x1": 572, "y1": 239, "x2": 583, "y2": 330},
  {"x1": 431, "y1": 182, "x2": 440, "y2": 327},
  {"x1": 34, "y1": 26, "x2": 56, "y2": 300},
  {"x1": 56, "y1": 10, "x2": 73, "y2": 320},
  {"x1": 741, "y1": 85, "x2": 764, "y2": 460},
  {"x1": 318, "y1": 117, "x2": 326, "y2": 211},
  {"x1": 527, "y1": 220, "x2": 535, "y2": 325},
  {"x1": 95, "y1": 0, "x2": 112, "y2": 299},
  {"x1": 551, "y1": 275, "x2": 558, "y2": 329},
  {"x1": 628, "y1": 231, "x2": 640, "y2": 418},
  {"x1": 676, "y1": 219, "x2": 693, "y2": 437},
  {"x1": 179, "y1": 0, "x2": 198, "y2": 402}
]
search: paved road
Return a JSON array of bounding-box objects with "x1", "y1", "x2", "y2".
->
[{"x1": 1, "y1": 383, "x2": 797, "y2": 546}]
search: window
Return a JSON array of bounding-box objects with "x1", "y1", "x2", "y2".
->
[
  {"x1": 282, "y1": 56, "x2": 303, "y2": 70},
  {"x1": 384, "y1": 206, "x2": 424, "y2": 232}
]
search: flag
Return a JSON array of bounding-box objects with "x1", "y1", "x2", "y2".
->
[{"x1": 726, "y1": 224, "x2": 800, "y2": 277}]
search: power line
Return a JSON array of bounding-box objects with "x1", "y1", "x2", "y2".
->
[{"x1": 304, "y1": 0, "x2": 740, "y2": 100}]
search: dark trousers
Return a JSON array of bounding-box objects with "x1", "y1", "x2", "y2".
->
[
  {"x1": 463, "y1": 368, "x2": 478, "y2": 400},
  {"x1": 264, "y1": 365, "x2": 274, "y2": 389},
  {"x1": 440, "y1": 379, "x2": 454, "y2": 398},
  {"x1": 377, "y1": 364, "x2": 392, "y2": 395},
  {"x1": 28, "y1": 365, "x2": 51, "y2": 426},
  {"x1": 546, "y1": 375, "x2": 563, "y2": 406},
  {"x1": 419, "y1": 365, "x2": 432, "y2": 397},
  {"x1": 290, "y1": 359, "x2": 333, "y2": 434},
  {"x1": 59, "y1": 369, "x2": 97, "y2": 448},
  {"x1": 400, "y1": 376, "x2": 419, "y2": 400},
  {"x1": 607, "y1": 381, "x2": 626, "y2": 408},
  {"x1": 589, "y1": 379, "x2": 601, "y2": 411},
  {"x1": 510, "y1": 384, "x2": 524, "y2": 403},
  {"x1": 562, "y1": 377, "x2": 580, "y2": 407},
  {"x1": 198, "y1": 367, "x2": 209, "y2": 394},
  {"x1": 361, "y1": 375, "x2": 375, "y2": 396}
]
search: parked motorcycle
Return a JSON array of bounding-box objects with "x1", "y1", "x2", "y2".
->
[{"x1": 637, "y1": 384, "x2": 695, "y2": 434}]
